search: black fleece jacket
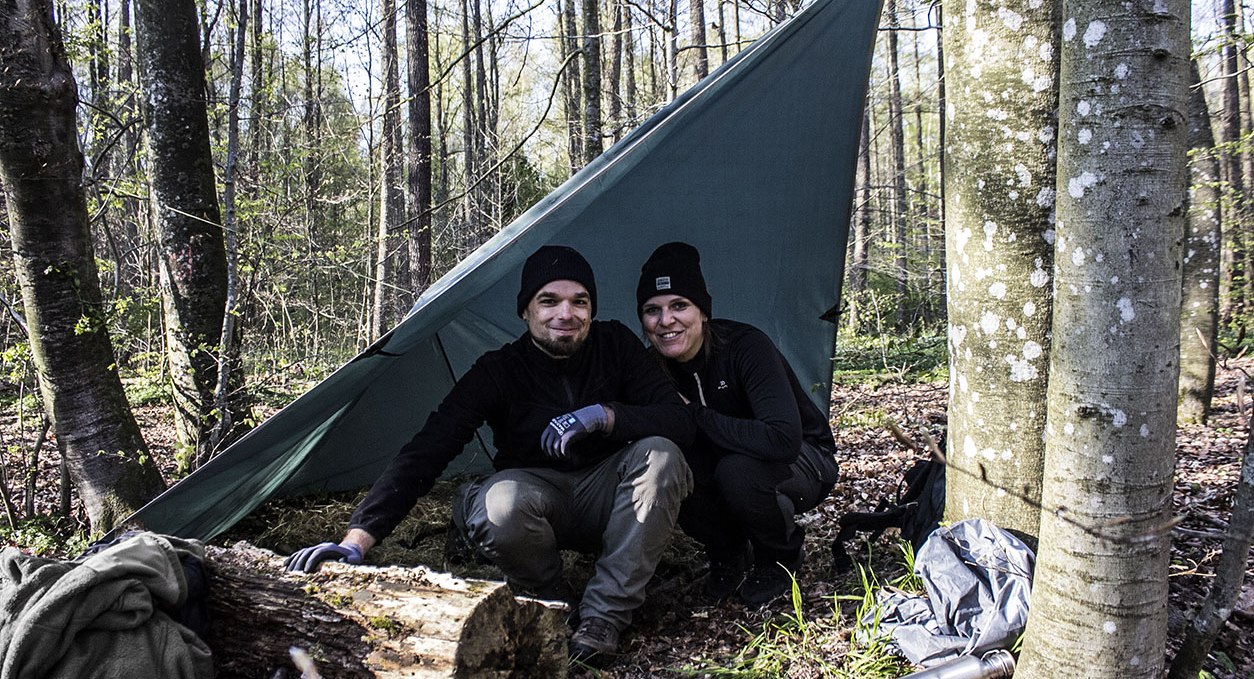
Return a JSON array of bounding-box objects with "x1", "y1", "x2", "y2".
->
[
  {"x1": 663, "y1": 319, "x2": 836, "y2": 464},
  {"x1": 349, "y1": 319, "x2": 695, "y2": 540}
]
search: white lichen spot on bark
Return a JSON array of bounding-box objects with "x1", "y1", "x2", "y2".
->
[
  {"x1": 1023, "y1": 301, "x2": 1037, "y2": 316},
  {"x1": 980, "y1": 311, "x2": 1000, "y2": 335},
  {"x1": 1014, "y1": 164, "x2": 1032, "y2": 186},
  {"x1": 997, "y1": 8, "x2": 1024, "y2": 31},
  {"x1": 1022, "y1": 340, "x2": 1042, "y2": 359},
  {"x1": 1037, "y1": 187, "x2": 1056, "y2": 208},
  {"x1": 964, "y1": 435, "x2": 978, "y2": 458},
  {"x1": 1114, "y1": 62, "x2": 1129, "y2": 79},
  {"x1": 1103, "y1": 621, "x2": 1117, "y2": 634},
  {"x1": 1083, "y1": 21, "x2": 1107, "y2": 48},
  {"x1": 1064, "y1": 422, "x2": 1075, "y2": 435},
  {"x1": 1042, "y1": 228, "x2": 1056, "y2": 244},
  {"x1": 1103, "y1": 454, "x2": 1114, "y2": 464},
  {"x1": 1078, "y1": 128, "x2": 1092, "y2": 144},
  {"x1": 1063, "y1": 18, "x2": 1076, "y2": 41},
  {"x1": 1110, "y1": 275, "x2": 1120, "y2": 284},
  {"x1": 1030, "y1": 261, "x2": 1049, "y2": 288},
  {"x1": 1077, "y1": 99, "x2": 1092, "y2": 116},
  {"x1": 1038, "y1": 126, "x2": 1056, "y2": 143},
  {"x1": 1117, "y1": 297, "x2": 1135, "y2": 322},
  {"x1": 1072, "y1": 247, "x2": 1086, "y2": 266},
  {"x1": 1068, "y1": 170, "x2": 1098, "y2": 197},
  {"x1": 983, "y1": 221, "x2": 998, "y2": 251},
  {"x1": 1140, "y1": 423, "x2": 1150, "y2": 438},
  {"x1": 989, "y1": 281, "x2": 1008, "y2": 299},
  {"x1": 1110, "y1": 408, "x2": 1127, "y2": 427}
]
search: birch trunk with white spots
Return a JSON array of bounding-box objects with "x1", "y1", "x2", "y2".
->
[
  {"x1": 1178, "y1": 59, "x2": 1221, "y2": 425},
  {"x1": 942, "y1": 0, "x2": 1060, "y2": 539},
  {"x1": 1016, "y1": 2, "x2": 1190, "y2": 676}
]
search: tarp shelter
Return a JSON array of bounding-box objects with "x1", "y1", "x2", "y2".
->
[{"x1": 126, "y1": 0, "x2": 884, "y2": 541}]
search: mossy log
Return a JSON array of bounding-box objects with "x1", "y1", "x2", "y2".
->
[{"x1": 204, "y1": 543, "x2": 568, "y2": 678}]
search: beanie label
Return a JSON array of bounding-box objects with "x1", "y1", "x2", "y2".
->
[{"x1": 655, "y1": 276, "x2": 672, "y2": 291}]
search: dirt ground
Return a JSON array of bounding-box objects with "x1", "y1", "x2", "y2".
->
[{"x1": 2, "y1": 360, "x2": 1252, "y2": 677}]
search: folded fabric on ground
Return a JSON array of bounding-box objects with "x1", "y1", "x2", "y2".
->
[
  {"x1": 0, "y1": 532, "x2": 213, "y2": 679},
  {"x1": 865, "y1": 518, "x2": 1035, "y2": 666}
]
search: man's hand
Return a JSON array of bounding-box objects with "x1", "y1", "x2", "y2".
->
[
  {"x1": 283, "y1": 542, "x2": 364, "y2": 573},
  {"x1": 541, "y1": 404, "x2": 609, "y2": 458}
]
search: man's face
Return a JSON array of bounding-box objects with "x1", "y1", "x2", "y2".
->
[{"x1": 523, "y1": 279, "x2": 592, "y2": 357}]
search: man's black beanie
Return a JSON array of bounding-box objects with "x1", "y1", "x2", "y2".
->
[
  {"x1": 517, "y1": 245, "x2": 598, "y2": 317},
  {"x1": 636, "y1": 241, "x2": 712, "y2": 318}
]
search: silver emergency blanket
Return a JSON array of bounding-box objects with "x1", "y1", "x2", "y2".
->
[{"x1": 866, "y1": 518, "x2": 1034, "y2": 666}]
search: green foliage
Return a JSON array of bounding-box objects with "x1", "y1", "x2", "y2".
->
[
  {"x1": 0, "y1": 516, "x2": 89, "y2": 559},
  {"x1": 120, "y1": 365, "x2": 172, "y2": 407},
  {"x1": 833, "y1": 329, "x2": 947, "y2": 384},
  {"x1": 832, "y1": 562, "x2": 914, "y2": 679}
]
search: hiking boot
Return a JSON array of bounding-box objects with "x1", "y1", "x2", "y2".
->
[
  {"x1": 704, "y1": 545, "x2": 751, "y2": 602},
  {"x1": 738, "y1": 551, "x2": 803, "y2": 607},
  {"x1": 569, "y1": 616, "x2": 619, "y2": 666}
]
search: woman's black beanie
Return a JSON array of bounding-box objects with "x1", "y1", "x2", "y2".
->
[{"x1": 636, "y1": 241, "x2": 712, "y2": 318}]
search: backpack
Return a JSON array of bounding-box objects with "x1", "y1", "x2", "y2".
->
[{"x1": 831, "y1": 456, "x2": 946, "y2": 572}]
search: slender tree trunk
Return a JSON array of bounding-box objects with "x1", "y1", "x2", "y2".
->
[
  {"x1": 942, "y1": 0, "x2": 1059, "y2": 540},
  {"x1": 1167, "y1": 424, "x2": 1254, "y2": 678},
  {"x1": 0, "y1": 0, "x2": 165, "y2": 533},
  {"x1": 580, "y1": 0, "x2": 603, "y2": 165},
  {"x1": 560, "y1": 0, "x2": 583, "y2": 172},
  {"x1": 373, "y1": 0, "x2": 406, "y2": 339},
  {"x1": 1178, "y1": 60, "x2": 1222, "y2": 425},
  {"x1": 302, "y1": 0, "x2": 322, "y2": 244},
  {"x1": 666, "y1": 0, "x2": 678, "y2": 99},
  {"x1": 134, "y1": 0, "x2": 233, "y2": 468},
  {"x1": 623, "y1": 1, "x2": 636, "y2": 120},
  {"x1": 208, "y1": 0, "x2": 251, "y2": 456},
  {"x1": 1016, "y1": 1, "x2": 1190, "y2": 676},
  {"x1": 607, "y1": 0, "x2": 623, "y2": 141},
  {"x1": 885, "y1": 0, "x2": 909, "y2": 329},
  {"x1": 1219, "y1": 0, "x2": 1245, "y2": 320},
  {"x1": 689, "y1": 0, "x2": 707, "y2": 80},
  {"x1": 407, "y1": 0, "x2": 433, "y2": 294},
  {"x1": 847, "y1": 105, "x2": 871, "y2": 333}
]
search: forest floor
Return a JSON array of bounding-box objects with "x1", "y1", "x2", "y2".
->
[{"x1": 1, "y1": 358, "x2": 1252, "y2": 677}]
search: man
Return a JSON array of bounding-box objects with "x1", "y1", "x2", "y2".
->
[{"x1": 285, "y1": 245, "x2": 694, "y2": 663}]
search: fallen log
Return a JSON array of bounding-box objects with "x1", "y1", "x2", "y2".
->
[{"x1": 204, "y1": 543, "x2": 568, "y2": 678}]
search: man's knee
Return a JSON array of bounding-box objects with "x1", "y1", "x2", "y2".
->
[
  {"x1": 630, "y1": 436, "x2": 691, "y2": 483},
  {"x1": 465, "y1": 474, "x2": 551, "y2": 546}
]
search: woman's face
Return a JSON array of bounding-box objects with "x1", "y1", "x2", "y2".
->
[{"x1": 641, "y1": 294, "x2": 706, "y2": 362}]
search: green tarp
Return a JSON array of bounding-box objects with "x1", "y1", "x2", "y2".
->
[{"x1": 125, "y1": 0, "x2": 883, "y2": 540}]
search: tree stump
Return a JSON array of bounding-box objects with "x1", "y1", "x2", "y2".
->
[{"x1": 204, "y1": 543, "x2": 568, "y2": 678}]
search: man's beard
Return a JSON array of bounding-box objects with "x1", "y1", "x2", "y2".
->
[{"x1": 533, "y1": 333, "x2": 584, "y2": 357}]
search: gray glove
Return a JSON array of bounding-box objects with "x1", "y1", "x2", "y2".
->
[
  {"x1": 283, "y1": 542, "x2": 363, "y2": 573},
  {"x1": 541, "y1": 404, "x2": 609, "y2": 458}
]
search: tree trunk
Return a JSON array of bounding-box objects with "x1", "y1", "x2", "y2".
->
[
  {"x1": 560, "y1": 0, "x2": 583, "y2": 172},
  {"x1": 607, "y1": 0, "x2": 623, "y2": 141},
  {"x1": 373, "y1": 0, "x2": 407, "y2": 340},
  {"x1": 1219, "y1": 0, "x2": 1245, "y2": 320},
  {"x1": 134, "y1": 0, "x2": 233, "y2": 468},
  {"x1": 884, "y1": 0, "x2": 909, "y2": 329},
  {"x1": 689, "y1": 0, "x2": 708, "y2": 81},
  {"x1": 1167, "y1": 423, "x2": 1254, "y2": 678},
  {"x1": 847, "y1": 104, "x2": 871, "y2": 333},
  {"x1": 580, "y1": 0, "x2": 603, "y2": 165},
  {"x1": 622, "y1": 1, "x2": 636, "y2": 121},
  {"x1": 208, "y1": 0, "x2": 251, "y2": 457},
  {"x1": 209, "y1": 544, "x2": 569, "y2": 678},
  {"x1": 407, "y1": 0, "x2": 433, "y2": 294},
  {"x1": 666, "y1": 0, "x2": 678, "y2": 99},
  {"x1": 942, "y1": 0, "x2": 1058, "y2": 540},
  {"x1": 1178, "y1": 59, "x2": 1221, "y2": 426},
  {"x1": 0, "y1": 0, "x2": 165, "y2": 533},
  {"x1": 1016, "y1": 1, "x2": 1190, "y2": 676}
]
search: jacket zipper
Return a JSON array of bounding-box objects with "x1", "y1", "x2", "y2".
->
[{"x1": 693, "y1": 372, "x2": 708, "y2": 406}]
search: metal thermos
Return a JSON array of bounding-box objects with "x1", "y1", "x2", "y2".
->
[{"x1": 899, "y1": 649, "x2": 1016, "y2": 679}]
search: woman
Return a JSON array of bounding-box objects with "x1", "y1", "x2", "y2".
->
[{"x1": 636, "y1": 241, "x2": 840, "y2": 606}]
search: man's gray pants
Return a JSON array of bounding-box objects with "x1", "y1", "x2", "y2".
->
[{"x1": 458, "y1": 436, "x2": 692, "y2": 632}]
